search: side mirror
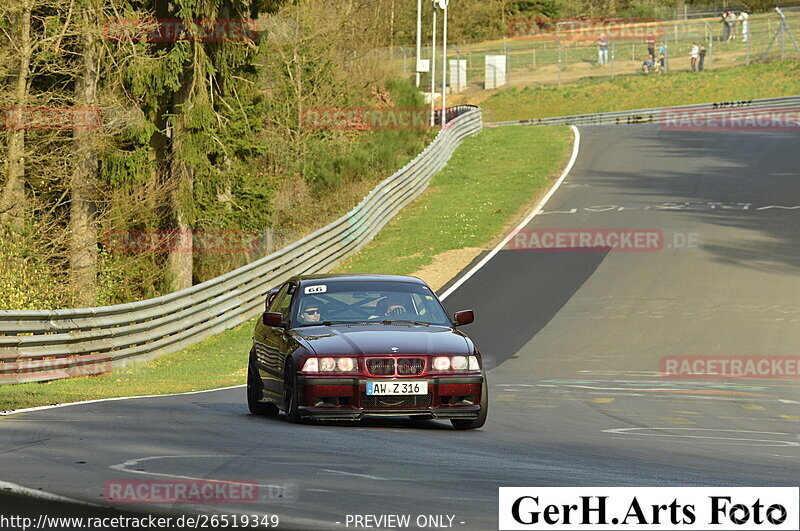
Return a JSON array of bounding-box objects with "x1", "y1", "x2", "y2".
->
[
  {"x1": 453, "y1": 309, "x2": 474, "y2": 327},
  {"x1": 263, "y1": 311, "x2": 285, "y2": 327}
]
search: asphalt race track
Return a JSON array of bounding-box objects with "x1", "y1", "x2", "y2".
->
[{"x1": 1, "y1": 125, "x2": 799, "y2": 530}]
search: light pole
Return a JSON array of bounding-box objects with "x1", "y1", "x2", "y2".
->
[
  {"x1": 415, "y1": 0, "x2": 422, "y2": 87},
  {"x1": 429, "y1": 2, "x2": 437, "y2": 126},
  {"x1": 440, "y1": 0, "x2": 448, "y2": 128}
]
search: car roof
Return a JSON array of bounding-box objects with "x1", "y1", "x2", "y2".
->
[{"x1": 290, "y1": 273, "x2": 427, "y2": 285}]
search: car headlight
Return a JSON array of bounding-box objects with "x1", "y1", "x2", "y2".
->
[
  {"x1": 302, "y1": 358, "x2": 319, "y2": 372},
  {"x1": 431, "y1": 355, "x2": 480, "y2": 371},
  {"x1": 337, "y1": 357, "x2": 355, "y2": 372},
  {"x1": 432, "y1": 356, "x2": 451, "y2": 371},
  {"x1": 451, "y1": 356, "x2": 468, "y2": 370},
  {"x1": 302, "y1": 357, "x2": 357, "y2": 373}
]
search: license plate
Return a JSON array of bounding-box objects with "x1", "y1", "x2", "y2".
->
[{"x1": 366, "y1": 381, "x2": 428, "y2": 396}]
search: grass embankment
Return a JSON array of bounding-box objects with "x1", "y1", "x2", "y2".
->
[
  {"x1": 0, "y1": 126, "x2": 572, "y2": 412},
  {"x1": 335, "y1": 126, "x2": 572, "y2": 276},
  {"x1": 482, "y1": 60, "x2": 800, "y2": 122}
]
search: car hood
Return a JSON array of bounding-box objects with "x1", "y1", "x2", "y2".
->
[{"x1": 291, "y1": 324, "x2": 470, "y2": 356}]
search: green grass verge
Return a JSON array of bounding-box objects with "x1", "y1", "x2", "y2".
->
[
  {"x1": 482, "y1": 60, "x2": 800, "y2": 122},
  {"x1": 335, "y1": 126, "x2": 572, "y2": 275},
  {"x1": 0, "y1": 321, "x2": 252, "y2": 411}
]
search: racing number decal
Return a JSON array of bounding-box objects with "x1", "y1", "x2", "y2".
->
[{"x1": 304, "y1": 285, "x2": 327, "y2": 294}]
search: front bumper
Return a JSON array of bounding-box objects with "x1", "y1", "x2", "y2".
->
[{"x1": 296, "y1": 375, "x2": 484, "y2": 420}]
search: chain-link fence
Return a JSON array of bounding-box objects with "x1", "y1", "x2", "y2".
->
[{"x1": 393, "y1": 9, "x2": 800, "y2": 95}]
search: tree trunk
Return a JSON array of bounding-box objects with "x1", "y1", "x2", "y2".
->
[
  {"x1": 165, "y1": 46, "x2": 196, "y2": 293},
  {"x1": 166, "y1": 157, "x2": 193, "y2": 292},
  {"x1": 70, "y1": 0, "x2": 100, "y2": 307},
  {"x1": 1, "y1": 0, "x2": 33, "y2": 228}
]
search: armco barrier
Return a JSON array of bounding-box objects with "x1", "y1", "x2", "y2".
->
[
  {"x1": 0, "y1": 106, "x2": 482, "y2": 385},
  {"x1": 485, "y1": 95, "x2": 800, "y2": 127}
]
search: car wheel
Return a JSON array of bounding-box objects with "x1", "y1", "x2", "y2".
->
[
  {"x1": 283, "y1": 360, "x2": 302, "y2": 423},
  {"x1": 451, "y1": 377, "x2": 488, "y2": 430},
  {"x1": 247, "y1": 353, "x2": 278, "y2": 416}
]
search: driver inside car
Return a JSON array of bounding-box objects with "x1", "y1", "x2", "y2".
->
[{"x1": 298, "y1": 300, "x2": 324, "y2": 324}]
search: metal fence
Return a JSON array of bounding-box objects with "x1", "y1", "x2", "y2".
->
[
  {"x1": 0, "y1": 106, "x2": 482, "y2": 385},
  {"x1": 399, "y1": 9, "x2": 800, "y2": 92}
]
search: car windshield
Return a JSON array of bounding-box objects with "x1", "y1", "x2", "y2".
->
[{"x1": 294, "y1": 281, "x2": 451, "y2": 327}]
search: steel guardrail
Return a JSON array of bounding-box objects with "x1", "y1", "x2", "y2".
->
[
  {"x1": 485, "y1": 95, "x2": 800, "y2": 128},
  {"x1": 0, "y1": 106, "x2": 482, "y2": 384}
]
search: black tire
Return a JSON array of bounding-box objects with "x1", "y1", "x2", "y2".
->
[
  {"x1": 283, "y1": 360, "x2": 302, "y2": 423},
  {"x1": 451, "y1": 377, "x2": 488, "y2": 430},
  {"x1": 247, "y1": 353, "x2": 278, "y2": 416}
]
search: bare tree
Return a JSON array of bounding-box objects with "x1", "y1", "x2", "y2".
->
[
  {"x1": 70, "y1": 0, "x2": 102, "y2": 306},
  {"x1": 1, "y1": 0, "x2": 33, "y2": 228}
]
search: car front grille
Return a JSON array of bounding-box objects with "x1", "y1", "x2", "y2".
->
[
  {"x1": 396, "y1": 357, "x2": 425, "y2": 375},
  {"x1": 366, "y1": 357, "x2": 426, "y2": 376},
  {"x1": 360, "y1": 393, "x2": 432, "y2": 408},
  {"x1": 366, "y1": 358, "x2": 395, "y2": 376}
]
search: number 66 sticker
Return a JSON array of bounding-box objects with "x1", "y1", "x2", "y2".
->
[{"x1": 304, "y1": 285, "x2": 327, "y2": 294}]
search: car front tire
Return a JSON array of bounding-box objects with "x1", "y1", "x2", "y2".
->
[
  {"x1": 247, "y1": 352, "x2": 278, "y2": 417},
  {"x1": 451, "y1": 377, "x2": 488, "y2": 430},
  {"x1": 283, "y1": 360, "x2": 302, "y2": 423}
]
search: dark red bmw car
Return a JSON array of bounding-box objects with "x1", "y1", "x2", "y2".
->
[{"x1": 247, "y1": 274, "x2": 487, "y2": 429}]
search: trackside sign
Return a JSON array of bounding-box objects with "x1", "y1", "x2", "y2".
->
[{"x1": 499, "y1": 488, "x2": 799, "y2": 530}]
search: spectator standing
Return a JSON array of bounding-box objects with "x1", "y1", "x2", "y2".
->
[
  {"x1": 739, "y1": 11, "x2": 749, "y2": 42},
  {"x1": 646, "y1": 31, "x2": 656, "y2": 59},
  {"x1": 690, "y1": 42, "x2": 699, "y2": 71},
  {"x1": 698, "y1": 45, "x2": 706, "y2": 71},
  {"x1": 726, "y1": 11, "x2": 737, "y2": 40},
  {"x1": 597, "y1": 33, "x2": 608, "y2": 65},
  {"x1": 721, "y1": 11, "x2": 730, "y2": 41},
  {"x1": 658, "y1": 42, "x2": 668, "y2": 71}
]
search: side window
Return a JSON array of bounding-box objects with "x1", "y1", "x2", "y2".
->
[
  {"x1": 271, "y1": 283, "x2": 295, "y2": 320},
  {"x1": 268, "y1": 284, "x2": 289, "y2": 312}
]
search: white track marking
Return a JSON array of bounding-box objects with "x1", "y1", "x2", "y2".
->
[
  {"x1": 603, "y1": 427, "x2": 800, "y2": 447},
  {"x1": 0, "y1": 385, "x2": 245, "y2": 416},
  {"x1": 110, "y1": 455, "x2": 295, "y2": 491},
  {"x1": 319, "y1": 469, "x2": 389, "y2": 481},
  {"x1": 440, "y1": 125, "x2": 581, "y2": 301}
]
